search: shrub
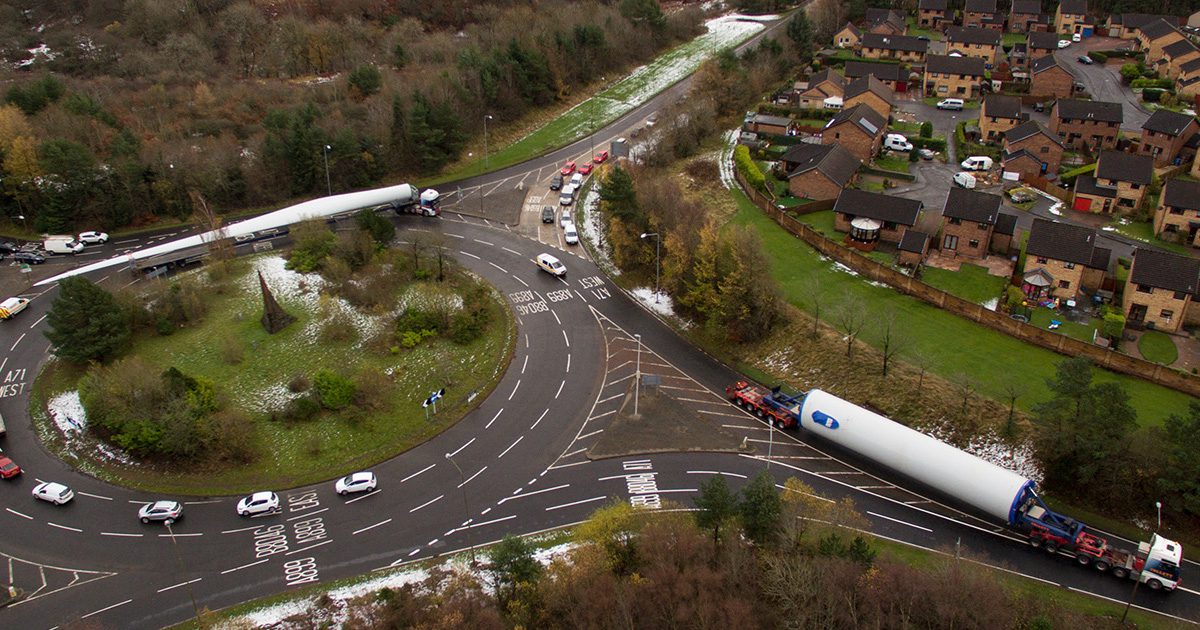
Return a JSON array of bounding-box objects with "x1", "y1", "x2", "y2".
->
[
  {"x1": 400, "y1": 328, "x2": 437, "y2": 348},
  {"x1": 1102, "y1": 311, "x2": 1126, "y2": 340},
  {"x1": 734, "y1": 145, "x2": 767, "y2": 193},
  {"x1": 1142, "y1": 89, "x2": 1164, "y2": 103},
  {"x1": 919, "y1": 121, "x2": 933, "y2": 138},
  {"x1": 287, "y1": 220, "x2": 337, "y2": 272},
  {"x1": 355, "y1": 208, "x2": 395, "y2": 245},
  {"x1": 278, "y1": 396, "x2": 321, "y2": 423},
  {"x1": 1005, "y1": 285, "x2": 1025, "y2": 311},
  {"x1": 353, "y1": 368, "x2": 393, "y2": 411},
  {"x1": 396, "y1": 308, "x2": 444, "y2": 336},
  {"x1": 910, "y1": 137, "x2": 946, "y2": 152},
  {"x1": 313, "y1": 370, "x2": 356, "y2": 410},
  {"x1": 288, "y1": 373, "x2": 311, "y2": 393}
]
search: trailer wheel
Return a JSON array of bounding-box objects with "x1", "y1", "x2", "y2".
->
[
  {"x1": 1146, "y1": 579, "x2": 1163, "y2": 591},
  {"x1": 1111, "y1": 567, "x2": 1129, "y2": 579},
  {"x1": 1075, "y1": 554, "x2": 1091, "y2": 567},
  {"x1": 1093, "y1": 560, "x2": 1109, "y2": 573},
  {"x1": 755, "y1": 408, "x2": 765, "y2": 419},
  {"x1": 1044, "y1": 543, "x2": 1058, "y2": 555},
  {"x1": 1028, "y1": 538, "x2": 1042, "y2": 549}
]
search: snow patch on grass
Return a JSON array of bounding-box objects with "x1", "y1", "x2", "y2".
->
[
  {"x1": 718, "y1": 129, "x2": 738, "y2": 189},
  {"x1": 630, "y1": 287, "x2": 676, "y2": 318},
  {"x1": 981, "y1": 297, "x2": 999, "y2": 311},
  {"x1": 46, "y1": 389, "x2": 137, "y2": 466}
]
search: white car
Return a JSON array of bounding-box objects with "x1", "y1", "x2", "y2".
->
[
  {"x1": 32, "y1": 482, "x2": 75, "y2": 505},
  {"x1": 1057, "y1": 39, "x2": 1071, "y2": 49},
  {"x1": 564, "y1": 223, "x2": 579, "y2": 245},
  {"x1": 236, "y1": 491, "x2": 280, "y2": 516},
  {"x1": 335, "y1": 471, "x2": 377, "y2": 495},
  {"x1": 936, "y1": 98, "x2": 964, "y2": 111},
  {"x1": 1072, "y1": 33, "x2": 1082, "y2": 42},
  {"x1": 138, "y1": 500, "x2": 183, "y2": 524},
  {"x1": 77, "y1": 231, "x2": 109, "y2": 244}
]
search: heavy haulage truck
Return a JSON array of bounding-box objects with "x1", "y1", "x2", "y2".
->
[{"x1": 727, "y1": 382, "x2": 1184, "y2": 591}]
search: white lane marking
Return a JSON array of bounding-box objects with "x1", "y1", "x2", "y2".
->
[
  {"x1": 409, "y1": 494, "x2": 444, "y2": 513},
  {"x1": 158, "y1": 532, "x2": 203, "y2": 537},
  {"x1": 577, "y1": 429, "x2": 603, "y2": 440},
  {"x1": 77, "y1": 491, "x2": 113, "y2": 501},
  {"x1": 521, "y1": 355, "x2": 528, "y2": 374},
  {"x1": 597, "y1": 393, "x2": 623, "y2": 404},
  {"x1": 474, "y1": 239, "x2": 494, "y2": 246},
  {"x1": 10, "y1": 332, "x2": 25, "y2": 350},
  {"x1": 220, "y1": 558, "x2": 268, "y2": 574},
  {"x1": 551, "y1": 309, "x2": 561, "y2": 325},
  {"x1": 531, "y1": 408, "x2": 549, "y2": 429},
  {"x1": 446, "y1": 233, "x2": 465, "y2": 239},
  {"x1": 353, "y1": 518, "x2": 392, "y2": 536},
  {"x1": 566, "y1": 353, "x2": 571, "y2": 373},
  {"x1": 408, "y1": 548, "x2": 421, "y2": 557},
  {"x1": 545, "y1": 496, "x2": 607, "y2": 511},
  {"x1": 498, "y1": 484, "x2": 570, "y2": 504},
  {"x1": 508, "y1": 379, "x2": 521, "y2": 400},
  {"x1": 29, "y1": 313, "x2": 47, "y2": 329},
  {"x1": 499, "y1": 436, "x2": 524, "y2": 458},
  {"x1": 81, "y1": 598, "x2": 133, "y2": 619},
  {"x1": 686, "y1": 470, "x2": 749, "y2": 479},
  {"x1": 113, "y1": 238, "x2": 137, "y2": 244},
  {"x1": 448, "y1": 437, "x2": 475, "y2": 458},
  {"x1": 182, "y1": 499, "x2": 221, "y2": 505},
  {"x1": 459, "y1": 250, "x2": 481, "y2": 259},
  {"x1": 0, "y1": 357, "x2": 6, "y2": 373},
  {"x1": 6, "y1": 508, "x2": 32, "y2": 519},
  {"x1": 427, "y1": 538, "x2": 439, "y2": 546},
  {"x1": 486, "y1": 408, "x2": 504, "y2": 429},
  {"x1": 513, "y1": 275, "x2": 529, "y2": 287},
  {"x1": 562, "y1": 329, "x2": 570, "y2": 347},
  {"x1": 100, "y1": 532, "x2": 144, "y2": 538},
  {"x1": 503, "y1": 247, "x2": 522, "y2": 256},
  {"x1": 285, "y1": 539, "x2": 332, "y2": 556},
  {"x1": 48, "y1": 522, "x2": 82, "y2": 532},
  {"x1": 455, "y1": 514, "x2": 516, "y2": 532},
  {"x1": 458, "y1": 466, "x2": 487, "y2": 488},
  {"x1": 555, "y1": 380, "x2": 565, "y2": 399},
  {"x1": 344, "y1": 489, "x2": 380, "y2": 504},
  {"x1": 1064, "y1": 586, "x2": 1197, "y2": 624},
  {"x1": 287, "y1": 507, "x2": 329, "y2": 521},
  {"x1": 220, "y1": 524, "x2": 260, "y2": 534},
  {"x1": 561, "y1": 448, "x2": 587, "y2": 458},
  {"x1": 482, "y1": 507, "x2": 492, "y2": 514},
  {"x1": 157, "y1": 578, "x2": 202, "y2": 593},
  {"x1": 489, "y1": 262, "x2": 508, "y2": 273},
  {"x1": 402, "y1": 463, "x2": 436, "y2": 483},
  {"x1": 524, "y1": 333, "x2": 529, "y2": 349}
]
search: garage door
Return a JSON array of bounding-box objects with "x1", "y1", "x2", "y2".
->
[{"x1": 1073, "y1": 196, "x2": 1091, "y2": 212}]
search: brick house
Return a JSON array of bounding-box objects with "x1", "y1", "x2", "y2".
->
[
  {"x1": 963, "y1": 0, "x2": 1002, "y2": 30},
  {"x1": 1001, "y1": 120, "x2": 1065, "y2": 180},
  {"x1": 844, "y1": 61, "x2": 908, "y2": 91},
  {"x1": 1050, "y1": 99, "x2": 1122, "y2": 150},
  {"x1": 1153, "y1": 178, "x2": 1200, "y2": 246},
  {"x1": 1124, "y1": 248, "x2": 1200, "y2": 333},
  {"x1": 917, "y1": 0, "x2": 950, "y2": 30},
  {"x1": 1137, "y1": 18, "x2": 1186, "y2": 61},
  {"x1": 834, "y1": 22, "x2": 862, "y2": 49},
  {"x1": 794, "y1": 69, "x2": 845, "y2": 108},
  {"x1": 1138, "y1": 109, "x2": 1200, "y2": 166},
  {"x1": 1028, "y1": 31, "x2": 1061, "y2": 59},
  {"x1": 821, "y1": 103, "x2": 887, "y2": 162},
  {"x1": 1055, "y1": 0, "x2": 1088, "y2": 36},
  {"x1": 1022, "y1": 218, "x2": 1111, "y2": 300},
  {"x1": 864, "y1": 8, "x2": 907, "y2": 35},
  {"x1": 861, "y1": 33, "x2": 929, "y2": 62},
  {"x1": 843, "y1": 75, "x2": 894, "y2": 119},
  {"x1": 833, "y1": 189, "x2": 923, "y2": 244},
  {"x1": 1029, "y1": 54, "x2": 1075, "y2": 99},
  {"x1": 1073, "y1": 150, "x2": 1154, "y2": 214},
  {"x1": 945, "y1": 26, "x2": 1002, "y2": 65},
  {"x1": 746, "y1": 113, "x2": 795, "y2": 136},
  {"x1": 1106, "y1": 14, "x2": 1181, "y2": 39},
  {"x1": 924, "y1": 54, "x2": 986, "y2": 99},
  {"x1": 1162, "y1": 39, "x2": 1200, "y2": 80},
  {"x1": 979, "y1": 94, "x2": 1023, "y2": 141},
  {"x1": 1009, "y1": 42, "x2": 1029, "y2": 70},
  {"x1": 1179, "y1": 73, "x2": 1200, "y2": 100},
  {"x1": 938, "y1": 188, "x2": 1016, "y2": 258},
  {"x1": 1010, "y1": 0, "x2": 1043, "y2": 32},
  {"x1": 779, "y1": 143, "x2": 862, "y2": 201},
  {"x1": 898, "y1": 230, "x2": 931, "y2": 266}
]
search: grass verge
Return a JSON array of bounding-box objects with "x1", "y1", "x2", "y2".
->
[
  {"x1": 1138, "y1": 330, "x2": 1179, "y2": 365},
  {"x1": 1105, "y1": 220, "x2": 1191, "y2": 255}
]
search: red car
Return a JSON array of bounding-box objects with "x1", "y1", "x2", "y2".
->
[
  {"x1": 0, "y1": 454, "x2": 21, "y2": 479},
  {"x1": 560, "y1": 161, "x2": 576, "y2": 176},
  {"x1": 593, "y1": 150, "x2": 609, "y2": 163},
  {"x1": 578, "y1": 163, "x2": 594, "y2": 175}
]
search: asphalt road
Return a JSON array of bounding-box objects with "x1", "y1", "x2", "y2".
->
[{"x1": 1054, "y1": 37, "x2": 1151, "y2": 131}]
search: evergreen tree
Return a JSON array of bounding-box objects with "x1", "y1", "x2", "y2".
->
[
  {"x1": 44, "y1": 277, "x2": 131, "y2": 363},
  {"x1": 681, "y1": 222, "x2": 721, "y2": 322},
  {"x1": 739, "y1": 471, "x2": 782, "y2": 546},
  {"x1": 599, "y1": 165, "x2": 639, "y2": 222},
  {"x1": 355, "y1": 208, "x2": 395, "y2": 245},
  {"x1": 347, "y1": 64, "x2": 383, "y2": 99},
  {"x1": 786, "y1": 11, "x2": 813, "y2": 62},
  {"x1": 694, "y1": 474, "x2": 739, "y2": 548},
  {"x1": 507, "y1": 39, "x2": 556, "y2": 105},
  {"x1": 619, "y1": 0, "x2": 666, "y2": 29},
  {"x1": 286, "y1": 103, "x2": 321, "y2": 195},
  {"x1": 389, "y1": 95, "x2": 412, "y2": 170},
  {"x1": 1159, "y1": 402, "x2": 1200, "y2": 516},
  {"x1": 488, "y1": 534, "x2": 542, "y2": 610}
]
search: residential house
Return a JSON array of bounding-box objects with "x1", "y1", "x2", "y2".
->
[
  {"x1": 1137, "y1": 18, "x2": 1186, "y2": 62},
  {"x1": 1002, "y1": 120, "x2": 1065, "y2": 180},
  {"x1": 1192, "y1": 10, "x2": 1200, "y2": 28},
  {"x1": 864, "y1": 8, "x2": 907, "y2": 35},
  {"x1": 833, "y1": 189, "x2": 923, "y2": 244},
  {"x1": 1162, "y1": 39, "x2": 1200, "y2": 80},
  {"x1": 844, "y1": 61, "x2": 908, "y2": 91},
  {"x1": 945, "y1": 26, "x2": 1002, "y2": 65},
  {"x1": 923, "y1": 54, "x2": 986, "y2": 99},
  {"x1": 861, "y1": 33, "x2": 929, "y2": 62},
  {"x1": 1055, "y1": 0, "x2": 1088, "y2": 36},
  {"x1": 1049, "y1": 98, "x2": 1122, "y2": 150},
  {"x1": 745, "y1": 113, "x2": 795, "y2": 136},
  {"x1": 898, "y1": 230, "x2": 931, "y2": 266},
  {"x1": 963, "y1": 0, "x2": 1003, "y2": 30},
  {"x1": 1154, "y1": 178, "x2": 1200, "y2": 246},
  {"x1": 821, "y1": 103, "x2": 887, "y2": 161},
  {"x1": 938, "y1": 188, "x2": 1016, "y2": 258},
  {"x1": 794, "y1": 70, "x2": 846, "y2": 108},
  {"x1": 1022, "y1": 218, "x2": 1111, "y2": 300},
  {"x1": 1138, "y1": 109, "x2": 1200, "y2": 166},
  {"x1": 779, "y1": 143, "x2": 862, "y2": 201},
  {"x1": 1009, "y1": 42, "x2": 1029, "y2": 70},
  {"x1": 1178, "y1": 63, "x2": 1200, "y2": 99},
  {"x1": 979, "y1": 94, "x2": 1023, "y2": 141},
  {"x1": 834, "y1": 22, "x2": 862, "y2": 49},
  {"x1": 843, "y1": 75, "x2": 894, "y2": 119},
  {"x1": 1124, "y1": 248, "x2": 1200, "y2": 333},
  {"x1": 917, "y1": 0, "x2": 950, "y2": 31},
  {"x1": 1010, "y1": 0, "x2": 1043, "y2": 32},
  {"x1": 1106, "y1": 14, "x2": 1182, "y2": 39},
  {"x1": 1073, "y1": 150, "x2": 1154, "y2": 213},
  {"x1": 1028, "y1": 31, "x2": 1061, "y2": 58},
  {"x1": 1030, "y1": 54, "x2": 1075, "y2": 99}
]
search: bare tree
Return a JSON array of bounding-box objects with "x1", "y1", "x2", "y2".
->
[
  {"x1": 999, "y1": 376, "x2": 1025, "y2": 438},
  {"x1": 953, "y1": 373, "x2": 976, "y2": 426},
  {"x1": 190, "y1": 190, "x2": 231, "y2": 261},
  {"x1": 800, "y1": 273, "x2": 826, "y2": 339},
  {"x1": 834, "y1": 292, "x2": 867, "y2": 360},
  {"x1": 407, "y1": 230, "x2": 426, "y2": 272},
  {"x1": 877, "y1": 308, "x2": 910, "y2": 377}
]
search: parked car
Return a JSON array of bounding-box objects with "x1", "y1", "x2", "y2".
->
[
  {"x1": 1076, "y1": 55, "x2": 1094, "y2": 65},
  {"x1": 560, "y1": 161, "x2": 576, "y2": 176},
  {"x1": 1072, "y1": 33, "x2": 1082, "y2": 42},
  {"x1": 335, "y1": 471, "x2": 377, "y2": 495},
  {"x1": 0, "y1": 241, "x2": 16, "y2": 254},
  {"x1": 883, "y1": 133, "x2": 913, "y2": 152},
  {"x1": 1008, "y1": 189, "x2": 1035, "y2": 203},
  {"x1": 541, "y1": 206, "x2": 555, "y2": 224},
  {"x1": 593, "y1": 150, "x2": 609, "y2": 163},
  {"x1": 1033, "y1": 102, "x2": 1045, "y2": 112},
  {"x1": 936, "y1": 98, "x2": 964, "y2": 111},
  {"x1": 918, "y1": 148, "x2": 936, "y2": 160},
  {"x1": 32, "y1": 481, "x2": 74, "y2": 505},
  {"x1": 0, "y1": 453, "x2": 21, "y2": 479},
  {"x1": 550, "y1": 174, "x2": 564, "y2": 190},
  {"x1": 578, "y1": 163, "x2": 594, "y2": 176},
  {"x1": 78, "y1": 231, "x2": 109, "y2": 244},
  {"x1": 960, "y1": 156, "x2": 994, "y2": 171},
  {"x1": 1057, "y1": 39, "x2": 1071, "y2": 48},
  {"x1": 11, "y1": 252, "x2": 45, "y2": 265},
  {"x1": 953, "y1": 171, "x2": 978, "y2": 189},
  {"x1": 560, "y1": 210, "x2": 573, "y2": 228},
  {"x1": 138, "y1": 500, "x2": 183, "y2": 524},
  {"x1": 645, "y1": 113, "x2": 658, "y2": 127},
  {"x1": 916, "y1": 35, "x2": 930, "y2": 41},
  {"x1": 236, "y1": 491, "x2": 280, "y2": 516},
  {"x1": 536, "y1": 252, "x2": 567, "y2": 277}
]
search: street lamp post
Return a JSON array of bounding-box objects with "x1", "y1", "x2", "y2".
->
[
  {"x1": 323, "y1": 144, "x2": 332, "y2": 196},
  {"x1": 444, "y1": 453, "x2": 476, "y2": 565},
  {"x1": 1156, "y1": 501, "x2": 1162, "y2": 530},
  {"x1": 640, "y1": 232, "x2": 661, "y2": 303},
  {"x1": 165, "y1": 521, "x2": 203, "y2": 628},
  {"x1": 634, "y1": 333, "x2": 642, "y2": 417},
  {"x1": 481, "y1": 115, "x2": 493, "y2": 215}
]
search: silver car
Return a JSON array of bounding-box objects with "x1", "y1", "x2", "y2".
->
[{"x1": 138, "y1": 500, "x2": 183, "y2": 524}]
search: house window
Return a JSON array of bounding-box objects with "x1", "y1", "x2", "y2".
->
[
  {"x1": 1036, "y1": 256, "x2": 1048, "y2": 264},
  {"x1": 978, "y1": 222, "x2": 989, "y2": 230},
  {"x1": 949, "y1": 217, "x2": 962, "y2": 225},
  {"x1": 1131, "y1": 183, "x2": 1141, "y2": 189},
  {"x1": 1064, "y1": 262, "x2": 1076, "y2": 269},
  {"x1": 1175, "y1": 291, "x2": 1189, "y2": 300},
  {"x1": 1170, "y1": 207, "x2": 1185, "y2": 215},
  {"x1": 969, "y1": 239, "x2": 981, "y2": 249},
  {"x1": 1137, "y1": 284, "x2": 1153, "y2": 293},
  {"x1": 1166, "y1": 223, "x2": 1178, "y2": 232},
  {"x1": 944, "y1": 234, "x2": 959, "y2": 250},
  {"x1": 1161, "y1": 309, "x2": 1174, "y2": 323},
  {"x1": 1058, "y1": 280, "x2": 1071, "y2": 289},
  {"x1": 1040, "y1": 146, "x2": 1049, "y2": 153}
]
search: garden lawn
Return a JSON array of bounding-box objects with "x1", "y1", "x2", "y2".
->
[
  {"x1": 792, "y1": 209, "x2": 839, "y2": 239},
  {"x1": 1002, "y1": 32, "x2": 1026, "y2": 46},
  {"x1": 1104, "y1": 220, "x2": 1190, "y2": 255},
  {"x1": 727, "y1": 188, "x2": 1193, "y2": 426},
  {"x1": 1138, "y1": 330, "x2": 1179, "y2": 365},
  {"x1": 920, "y1": 263, "x2": 1006, "y2": 305},
  {"x1": 889, "y1": 121, "x2": 922, "y2": 135},
  {"x1": 904, "y1": 18, "x2": 942, "y2": 40},
  {"x1": 873, "y1": 155, "x2": 911, "y2": 173},
  {"x1": 1028, "y1": 307, "x2": 1099, "y2": 344}
]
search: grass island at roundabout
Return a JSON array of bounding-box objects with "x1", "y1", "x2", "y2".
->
[{"x1": 31, "y1": 219, "x2": 514, "y2": 495}]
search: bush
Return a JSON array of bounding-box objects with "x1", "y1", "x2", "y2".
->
[
  {"x1": 288, "y1": 373, "x2": 311, "y2": 393},
  {"x1": 287, "y1": 220, "x2": 337, "y2": 272},
  {"x1": 353, "y1": 368, "x2": 393, "y2": 411},
  {"x1": 277, "y1": 396, "x2": 320, "y2": 423},
  {"x1": 355, "y1": 208, "x2": 395, "y2": 245},
  {"x1": 313, "y1": 370, "x2": 356, "y2": 410},
  {"x1": 1120, "y1": 63, "x2": 1143, "y2": 84},
  {"x1": 734, "y1": 145, "x2": 767, "y2": 193},
  {"x1": 1142, "y1": 89, "x2": 1164, "y2": 103},
  {"x1": 919, "y1": 121, "x2": 933, "y2": 138},
  {"x1": 1102, "y1": 311, "x2": 1126, "y2": 340},
  {"x1": 1005, "y1": 285, "x2": 1025, "y2": 311}
]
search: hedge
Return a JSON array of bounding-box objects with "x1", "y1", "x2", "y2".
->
[
  {"x1": 1088, "y1": 51, "x2": 1107, "y2": 62},
  {"x1": 1131, "y1": 78, "x2": 1174, "y2": 90},
  {"x1": 911, "y1": 137, "x2": 947, "y2": 152},
  {"x1": 735, "y1": 144, "x2": 767, "y2": 193}
]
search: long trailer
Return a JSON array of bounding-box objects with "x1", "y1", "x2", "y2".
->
[{"x1": 731, "y1": 383, "x2": 1184, "y2": 591}]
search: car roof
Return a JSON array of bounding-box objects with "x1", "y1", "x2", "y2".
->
[
  {"x1": 250, "y1": 491, "x2": 275, "y2": 500},
  {"x1": 350, "y1": 471, "x2": 374, "y2": 481},
  {"x1": 42, "y1": 482, "x2": 68, "y2": 492},
  {"x1": 149, "y1": 500, "x2": 179, "y2": 509}
]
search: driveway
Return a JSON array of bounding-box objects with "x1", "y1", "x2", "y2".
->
[{"x1": 1053, "y1": 37, "x2": 1150, "y2": 131}]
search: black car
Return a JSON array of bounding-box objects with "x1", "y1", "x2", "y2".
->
[
  {"x1": 11, "y1": 252, "x2": 44, "y2": 264},
  {"x1": 0, "y1": 241, "x2": 16, "y2": 254},
  {"x1": 1076, "y1": 55, "x2": 1094, "y2": 65},
  {"x1": 541, "y1": 206, "x2": 555, "y2": 224},
  {"x1": 550, "y1": 174, "x2": 563, "y2": 191}
]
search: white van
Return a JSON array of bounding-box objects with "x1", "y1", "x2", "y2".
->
[
  {"x1": 43, "y1": 235, "x2": 83, "y2": 255},
  {"x1": 936, "y1": 98, "x2": 964, "y2": 111},
  {"x1": 535, "y1": 253, "x2": 567, "y2": 276},
  {"x1": 960, "y1": 156, "x2": 994, "y2": 171},
  {"x1": 953, "y1": 171, "x2": 977, "y2": 189},
  {"x1": 0, "y1": 297, "x2": 30, "y2": 320},
  {"x1": 559, "y1": 184, "x2": 576, "y2": 206},
  {"x1": 883, "y1": 133, "x2": 913, "y2": 152}
]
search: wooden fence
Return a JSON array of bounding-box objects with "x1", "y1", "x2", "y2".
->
[{"x1": 733, "y1": 170, "x2": 1200, "y2": 397}]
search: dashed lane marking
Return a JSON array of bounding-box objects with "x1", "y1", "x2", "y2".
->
[
  {"x1": 220, "y1": 559, "x2": 268, "y2": 575},
  {"x1": 448, "y1": 437, "x2": 476, "y2": 458},
  {"x1": 81, "y1": 598, "x2": 132, "y2": 619},
  {"x1": 157, "y1": 578, "x2": 202, "y2": 593},
  {"x1": 344, "y1": 489, "x2": 380, "y2": 504},
  {"x1": 867, "y1": 511, "x2": 933, "y2": 533},
  {"x1": 353, "y1": 519, "x2": 392, "y2": 536},
  {"x1": 401, "y1": 463, "x2": 436, "y2": 483},
  {"x1": 545, "y1": 496, "x2": 607, "y2": 511},
  {"x1": 409, "y1": 494, "x2": 444, "y2": 513},
  {"x1": 47, "y1": 522, "x2": 82, "y2": 533},
  {"x1": 499, "y1": 436, "x2": 523, "y2": 458}
]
